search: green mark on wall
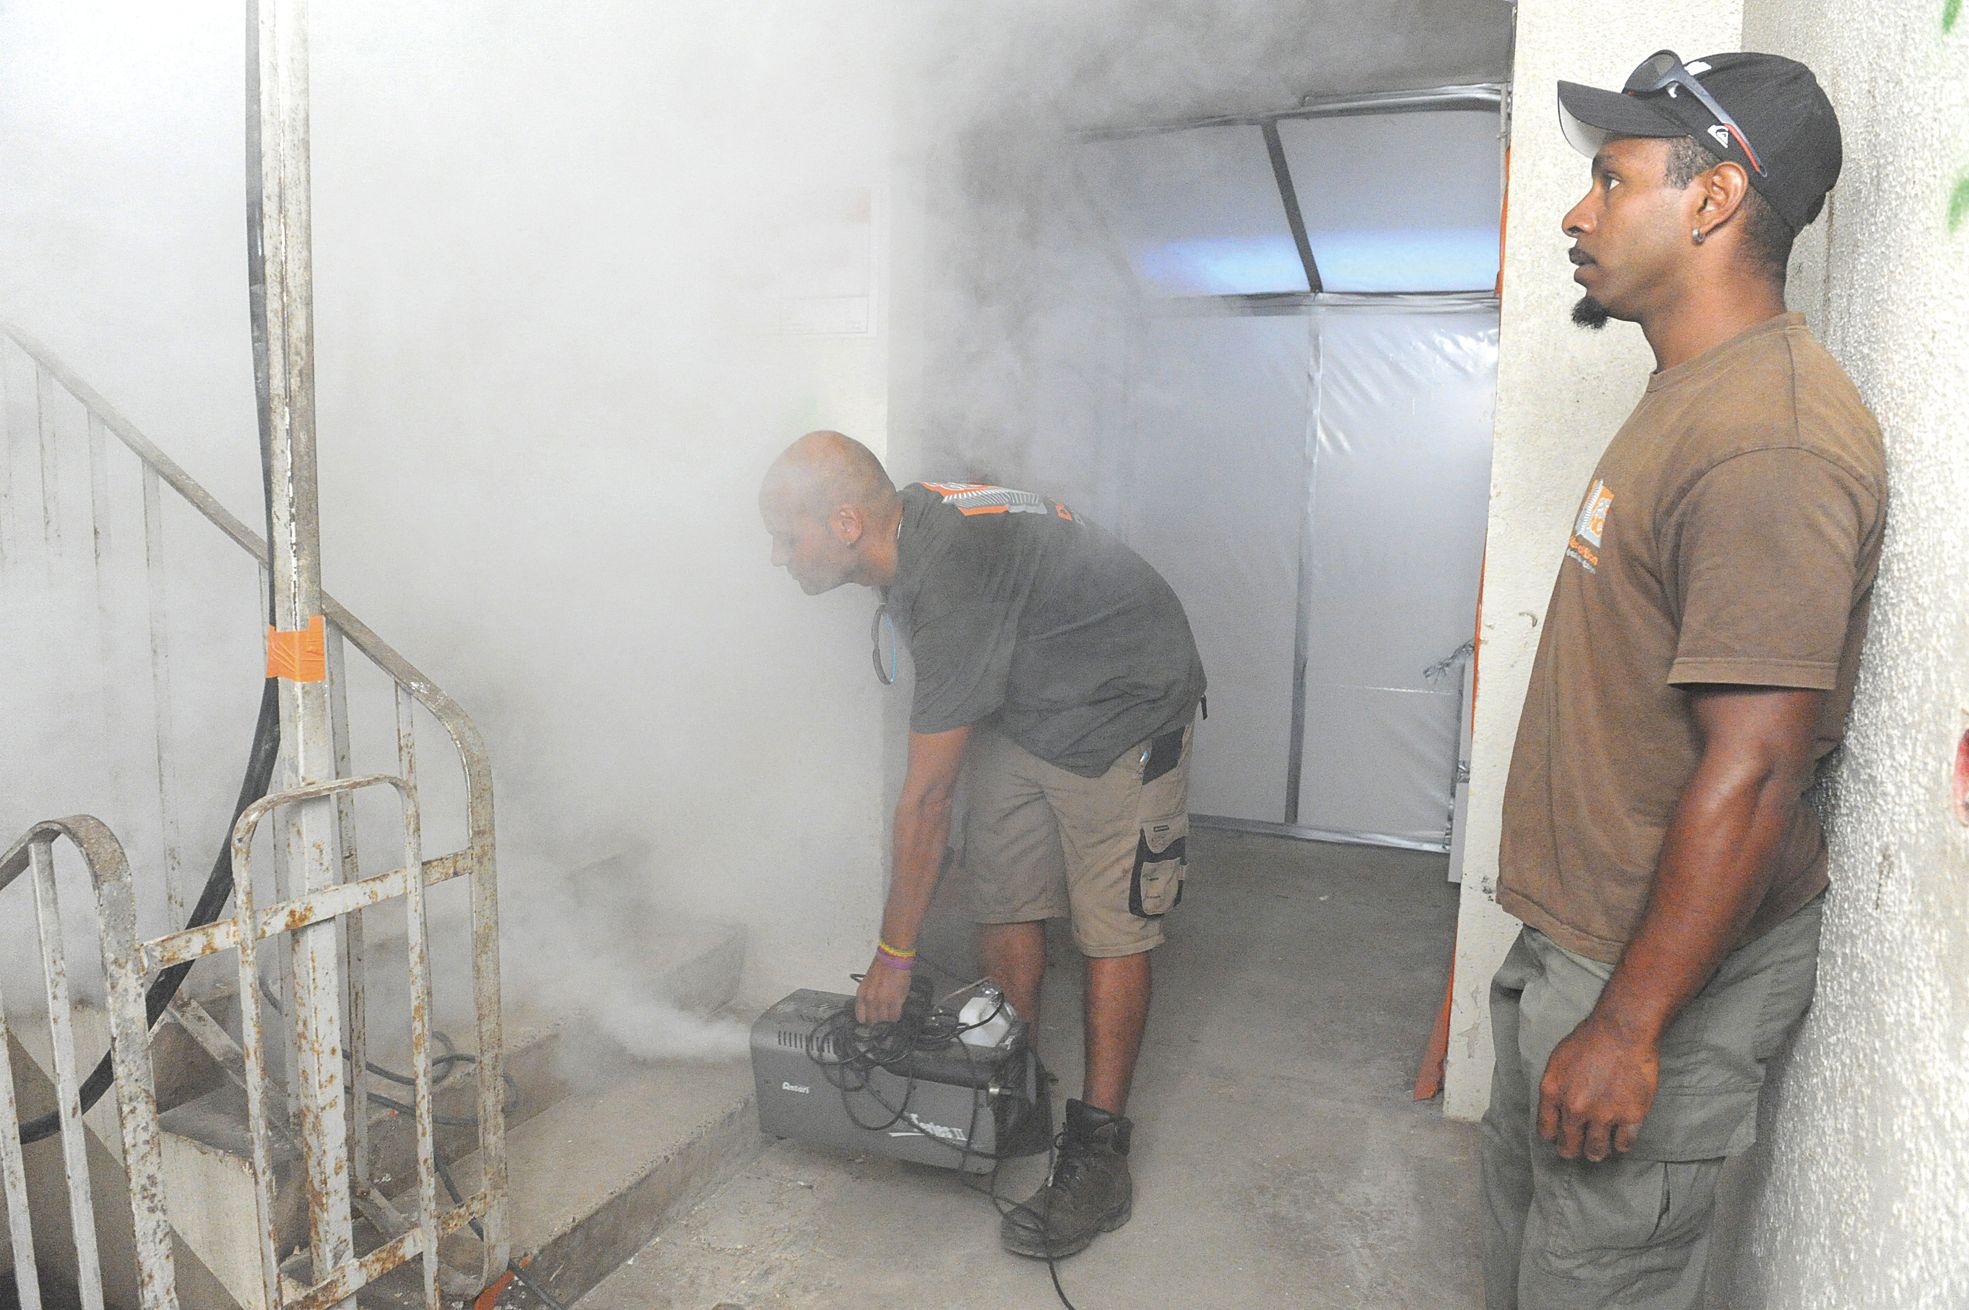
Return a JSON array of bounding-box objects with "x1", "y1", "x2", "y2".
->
[{"x1": 1948, "y1": 2, "x2": 1965, "y2": 231}]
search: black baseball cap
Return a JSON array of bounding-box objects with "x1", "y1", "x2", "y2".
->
[{"x1": 1557, "y1": 50, "x2": 1842, "y2": 233}]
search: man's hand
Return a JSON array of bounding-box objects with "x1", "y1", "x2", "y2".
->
[
  {"x1": 855, "y1": 960, "x2": 913, "y2": 1025},
  {"x1": 1537, "y1": 1014, "x2": 1661, "y2": 1162},
  {"x1": 858, "y1": 726, "x2": 971, "y2": 1028},
  {"x1": 1532, "y1": 686, "x2": 1825, "y2": 1165}
]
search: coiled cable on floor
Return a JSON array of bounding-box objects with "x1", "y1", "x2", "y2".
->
[
  {"x1": 807, "y1": 957, "x2": 1082, "y2": 1310},
  {"x1": 250, "y1": 980, "x2": 550, "y2": 1304}
]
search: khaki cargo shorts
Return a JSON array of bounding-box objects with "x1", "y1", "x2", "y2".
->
[{"x1": 956, "y1": 721, "x2": 1194, "y2": 958}]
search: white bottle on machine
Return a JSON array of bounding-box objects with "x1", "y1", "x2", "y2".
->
[{"x1": 957, "y1": 984, "x2": 1016, "y2": 1049}]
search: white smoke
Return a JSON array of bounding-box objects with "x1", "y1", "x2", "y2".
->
[{"x1": 0, "y1": 0, "x2": 1508, "y2": 1045}]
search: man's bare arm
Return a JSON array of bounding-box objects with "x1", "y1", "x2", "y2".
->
[
  {"x1": 855, "y1": 724, "x2": 972, "y2": 1024},
  {"x1": 1537, "y1": 684, "x2": 1826, "y2": 1162}
]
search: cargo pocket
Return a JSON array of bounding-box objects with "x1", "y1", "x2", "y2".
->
[
  {"x1": 1129, "y1": 813, "x2": 1187, "y2": 918},
  {"x1": 1535, "y1": 1156, "x2": 1723, "y2": 1295}
]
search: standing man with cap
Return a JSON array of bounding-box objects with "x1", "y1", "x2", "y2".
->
[
  {"x1": 1482, "y1": 51, "x2": 1887, "y2": 1308},
  {"x1": 759, "y1": 431, "x2": 1206, "y2": 1261}
]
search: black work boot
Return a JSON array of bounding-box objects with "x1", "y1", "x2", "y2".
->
[{"x1": 1000, "y1": 1099, "x2": 1133, "y2": 1258}]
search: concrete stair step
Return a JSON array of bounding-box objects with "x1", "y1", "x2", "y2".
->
[
  {"x1": 397, "y1": 1051, "x2": 760, "y2": 1309},
  {"x1": 3, "y1": 1027, "x2": 239, "y2": 1310},
  {"x1": 5, "y1": 998, "x2": 169, "y2": 1170},
  {"x1": 356, "y1": 916, "x2": 761, "y2": 1308},
  {"x1": 4, "y1": 868, "x2": 752, "y2": 1310},
  {"x1": 143, "y1": 1000, "x2": 563, "y2": 1310}
]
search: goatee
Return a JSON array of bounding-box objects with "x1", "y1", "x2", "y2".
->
[{"x1": 1571, "y1": 294, "x2": 1612, "y2": 330}]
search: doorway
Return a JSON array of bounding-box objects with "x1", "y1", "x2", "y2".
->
[{"x1": 1059, "y1": 87, "x2": 1506, "y2": 852}]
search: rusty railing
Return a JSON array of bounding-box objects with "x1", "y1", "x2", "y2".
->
[
  {"x1": 0, "y1": 817, "x2": 173, "y2": 1310},
  {"x1": 1, "y1": 314, "x2": 508, "y2": 1307}
]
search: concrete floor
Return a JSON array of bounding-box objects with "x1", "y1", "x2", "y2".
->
[{"x1": 579, "y1": 829, "x2": 1483, "y2": 1309}]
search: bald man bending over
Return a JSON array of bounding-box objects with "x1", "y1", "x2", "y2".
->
[{"x1": 760, "y1": 431, "x2": 1206, "y2": 1260}]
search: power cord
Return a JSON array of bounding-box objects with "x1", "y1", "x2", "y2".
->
[
  {"x1": 435, "y1": 1154, "x2": 567, "y2": 1310},
  {"x1": 253, "y1": 984, "x2": 553, "y2": 1307},
  {"x1": 378, "y1": 1048, "x2": 564, "y2": 1310},
  {"x1": 15, "y1": 681, "x2": 283, "y2": 1145},
  {"x1": 962, "y1": 1142, "x2": 1082, "y2": 1310},
  {"x1": 805, "y1": 963, "x2": 1082, "y2": 1310}
]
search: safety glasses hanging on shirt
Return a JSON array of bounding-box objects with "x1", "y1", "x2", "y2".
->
[
  {"x1": 871, "y1": 603, "x2": 898, "y2": 686},
  {"x1": 1623, "y1": 51, "x2": 1767, "y2": 178}
]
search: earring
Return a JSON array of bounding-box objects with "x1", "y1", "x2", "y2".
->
[{"x1": 1692, "y1": 226, "x2": 1706, "y2": 245}]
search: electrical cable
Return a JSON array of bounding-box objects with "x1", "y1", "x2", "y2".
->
[
  {"x1": 15, "y1": 639, "x2": 283, "y2": 1148},
  {"x1": 803, "y1": 974, "x2": 1023, "y2": 1145},
  {"x1": 254, "y1": 980, "x2": 522, "y2": 1129},
  {"x1": 350, "y1": 1040, "x2": 519, "y2": 1129},
  {"x1": 254, "y1": 981, "x2": 555, "y2": 1305},
  {"x1": 961, "y1": 1142, "x2": 1083, "y2": 1310},
  {"x1": 823, "y1": 1011, "x2": 1078, "y2": 1310},
  {"x1": 805, "y1": 963, "x2": 1081, "y2": 1310},
  {"x1": 843, "y1": 1021, "x2": 1081, "y2": 1310},
  {"x1": 435, "y1": 1154, "x2": 570, "y2": 1310},
  {"x1": 834, "y1": 953, "x2": 1073, "y2": 1283},
  {"x1": 186, "y1": 20, "x2": 546, "y2": 1305}
]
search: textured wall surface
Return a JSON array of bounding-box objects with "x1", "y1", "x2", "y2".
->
[
  {"x1": 1451, "y1": 0, "x2": 1969, "y2": 1300},
  {"x1": 1713, "y1": 2, "x2": 1969, "y2": 1305},
  {"x1": 1443, "y1": 0, "x2": 1749, "y2": 1119}
]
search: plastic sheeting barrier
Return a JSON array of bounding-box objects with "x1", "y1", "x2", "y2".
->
[
  {"x1": 1297, "y1": 307, "x2": 1496, "y2": 848},
  {"x1": 1112, "y1": 305, "x2": 1496, "y2": 849},
  {"x1": 1118, "y1": 315, "x2": 1311, "y2": 822}
]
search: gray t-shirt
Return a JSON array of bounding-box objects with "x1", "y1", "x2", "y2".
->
[{"x1": 886, "y1": 481, "x2": 1206, "y2": 777}]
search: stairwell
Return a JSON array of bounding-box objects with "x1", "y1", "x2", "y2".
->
[{"x1": 1, "y1": 326, "x2": 769, "y2": 1309}]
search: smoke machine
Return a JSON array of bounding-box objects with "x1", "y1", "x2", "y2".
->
[{"x1": 750, "y1": 977, "x2": 1048, "y2": 1174}]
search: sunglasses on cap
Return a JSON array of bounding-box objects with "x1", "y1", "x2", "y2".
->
[{"x1": 1624, "y1": 50, "x2": 1767, "y2": 178}]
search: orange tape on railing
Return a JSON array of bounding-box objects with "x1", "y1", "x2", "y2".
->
[{"x1": 266, "y1": 615, "x2": 327, "y2": 682}]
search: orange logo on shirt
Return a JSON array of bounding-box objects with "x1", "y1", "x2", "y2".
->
[
  {"x1": 919, "y1": 482, "x2": 1075, "y2": 520},
  {"x1": 1566, "y1": 479, "x2": 1613, "y2": 573}
]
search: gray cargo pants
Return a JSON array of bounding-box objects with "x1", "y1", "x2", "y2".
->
[{"x1": 1480, "y1": 898, "x2": 1822, "y2": 1309}]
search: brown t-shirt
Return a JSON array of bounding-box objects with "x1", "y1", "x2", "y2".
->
[{"x1": 1498, "y1": 313, "x2": 1886, "y2": 964}]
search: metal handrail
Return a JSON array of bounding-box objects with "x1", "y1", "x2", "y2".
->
[
  {"x1": 0, "y1": 320, "x2": 510, "y2": 1293},
  {"x1": 0, "y1": 320, "x2": 491, "y2": 800},
  {"x1": 1, "y1": 817, "x2": 176, "y2": 1310},
  {"x1": 230, "y1": 770, "x2": 440, "y2": 1310}
]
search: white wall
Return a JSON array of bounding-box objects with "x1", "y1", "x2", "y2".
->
[
  {"x1": 0, "y1": 1, "x2": 897, "y2": 1013},
  {"x1": 1444, "y1": 0, "x2": 1748, "y2": 1118},
  {"x1": 1712, "y1": 3, "x2": 1969, "y2": 1304}
]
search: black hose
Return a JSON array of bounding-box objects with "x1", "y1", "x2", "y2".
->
[
  {"x1": 435, "y1": 1157, "x2": 571, "y2": 1310},
  {"x1": 18, "y1": 685, "x2": 283, "y2": 1145},
  {"x1": 25, "y1": 24, "x2": 538, "y2": 1310}
]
